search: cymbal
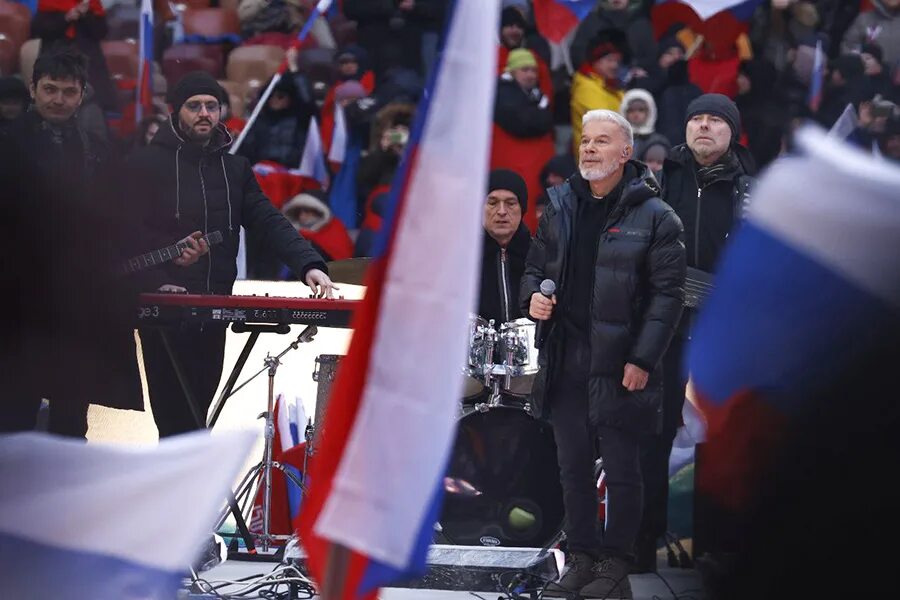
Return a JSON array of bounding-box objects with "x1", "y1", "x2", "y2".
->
[{"x1": 326, "y1": 257, "x2": 373, "y2": 285}]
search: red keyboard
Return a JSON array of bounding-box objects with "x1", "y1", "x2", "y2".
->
[{"x1": 138, "y1": 293, "x2": 359, "y2": 329}]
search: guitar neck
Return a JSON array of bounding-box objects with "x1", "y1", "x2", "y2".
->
[
  {"x1": 122, "y1": 231, "x2": 223, "y2": 275},
  {"x1": 684, "y1": 266, "x2": 714, "y2": 309}
]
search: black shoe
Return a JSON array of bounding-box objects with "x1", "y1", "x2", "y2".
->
[
  {"x1": 580, "y1": 556, "x2": 633, "y2": 599},
  {"x1": 543, "y1": 551, "x2": 595, "y2": 598},
  {"x1": 632, "y1": 534, "x2": 658, "y2": 574}
]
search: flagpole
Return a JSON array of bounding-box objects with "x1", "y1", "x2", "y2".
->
[
  {"x1": 319, "y1": 542, "x2": 350, "y2": 600},
  {"x1": 231, "y1": 0, "x2": 332, "y2": 278},
  {"x1": 229, "y1": 0, "x2": 332, "y2": 156}
]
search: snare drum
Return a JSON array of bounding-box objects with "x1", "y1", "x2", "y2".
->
[{"x1": 439, "y1": 393, "x2": 564, "y2": 548}]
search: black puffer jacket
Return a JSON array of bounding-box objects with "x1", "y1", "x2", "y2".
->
[
  {"x1": 520, "y1": 162, "x2": 685, "y2": 433},
  {"x1": 127, "y1": 116, "x2": 326, "y2": 294},
  {"x1": 478, "y1": 224, "x2": 530, "y2": 325}
]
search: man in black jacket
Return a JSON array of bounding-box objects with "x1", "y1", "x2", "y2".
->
[
  {"x1": 522, "y1": 110, "x2": 685, "y2": 599},
  {"x1": 129, "y1": 71, "x2": 335, "y2": 438},
  {"x1": 478, "y1": 169, "x2": 530, "y2": 326},
  {"x1": 639, "y1": 94, "x2": 755, "y2": 570},
  {"x1": 0, "y1": 47, "x2": 143, "y2": 437}
]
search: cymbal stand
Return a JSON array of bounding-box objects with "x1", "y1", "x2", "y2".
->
[{"x1": 217, "y1": 325, "x2": 317, "y2": 553}]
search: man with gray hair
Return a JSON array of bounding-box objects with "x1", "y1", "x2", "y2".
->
[{"x1": 522, "y1": 109, "x2": 686, "y2": 598}]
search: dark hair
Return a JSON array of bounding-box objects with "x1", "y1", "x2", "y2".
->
[{"x1": 31, "y1": 45, "x2": 88, "y2": 89}]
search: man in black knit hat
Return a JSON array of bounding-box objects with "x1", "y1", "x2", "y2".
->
[
  {"x1": 637, "y1": 93, "x2": 756, "y2": 571},
  {"x1": 127, "y1": 71, "x2": 336, "y2": 438},
  {"x1": 477, "y1": 169, "x2": 530, "y2": 326}
]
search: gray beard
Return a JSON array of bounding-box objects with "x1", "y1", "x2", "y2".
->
[{"x1": 579, "y1": 162, "x2": 619, "y2": 181}]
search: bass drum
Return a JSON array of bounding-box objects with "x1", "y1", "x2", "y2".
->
[{"x1": 439, "y1": 395, "x2": 564, "y2": 548}]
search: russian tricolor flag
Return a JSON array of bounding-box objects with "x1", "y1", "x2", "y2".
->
[
  {"x1": 807, "y1": 39, "x2": 825, "y2": 113},
  {"x1": 687, "y1": 127, "x2": 900, "y2": 511},
  {"x1": 532, "y1": 0, "x2": 595, "y2": 44},
  {"x1": 297, "y1": 0, "x2": 500, "y2": 597},
  {"x1": 0, "y1": 430, "x2": 255, "y2": 599},
  {"x1": 136, "y1": 0, "x2": 154, "y2": 122}
]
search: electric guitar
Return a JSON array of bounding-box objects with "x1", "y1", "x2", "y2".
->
[{"x1": 119, "y1": 231, "x2": 224, "y2": 276}]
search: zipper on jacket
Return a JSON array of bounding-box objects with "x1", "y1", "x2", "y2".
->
[
  {"x1": 694, "y1": 186, "x2": 702, "y2": 267},
  {"x1": 499, "y1": 247, "x2": 510, "y2": 323},
  {"x1": 198, "y1": 160, "x2": 212, "y2": 293}
]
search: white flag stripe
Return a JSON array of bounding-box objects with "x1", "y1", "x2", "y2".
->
[
  {"x1": 328, "y1": 103, "x2": 347, "y2": 165},
  {"x1": 680, "y1": 0, "x2": 748, "y2": 20},
  {"x1": 749, "y1": 127, "x2": 900, "y2": 308},
  {"x1": 0, "y1": 430, "x2": 255, "y2": 571},
  {"x1": 297, "y1": 116, "x2": 328, "y2": 187},
  {"x1": 314, "y1": 0, "x2": 500, "y2": 568}
]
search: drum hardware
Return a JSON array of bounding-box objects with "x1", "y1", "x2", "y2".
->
[
  {"x1": 502, "y1": 326, "x2": 516, "y2": 391},
  {"x1": 482, "y1": 319, "x2": 498, "y2": 388}
]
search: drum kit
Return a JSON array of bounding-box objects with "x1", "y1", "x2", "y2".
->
[
  {"x1": 312, "y1": 259, "x2": 603, "y2": 551},
  {"x1": 439, "y1": 315, "x2": 566, "y2": 549}
]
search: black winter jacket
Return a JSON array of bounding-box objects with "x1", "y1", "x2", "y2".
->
[
  {"x1": 520, "y1": 162, "x2": 685, "y2": 432},
  {"x1": 478, "y1": 224, "x2": 530, "y2": 325},
  {"x1": 659, "y1": 144, "x2": 755, "y2": 273},
  {"x1": 127, "y1": 116, "x2": 326, "y2": 294},
  {"x1": 493, "y1": 75, "x2": 554, "y2": 139}
]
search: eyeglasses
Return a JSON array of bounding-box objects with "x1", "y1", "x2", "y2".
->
[{"x1": 183, "y1": 100, "x2": 221, "y2": 113}]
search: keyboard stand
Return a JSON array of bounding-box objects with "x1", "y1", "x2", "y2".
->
[
  {"x1": 157, "y1": 328, "x2": 258, "y2": 555},
  {"x1": 207, "y1": 322, "x2": 290, "y2": 429}
]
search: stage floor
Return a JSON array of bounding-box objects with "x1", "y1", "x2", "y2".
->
[
  {"x1": 188, "y1": 552, "x2": 705, "y2": 600},
  {"x1": 86, "y1": 279, "x2": 705, "y2": 599}
]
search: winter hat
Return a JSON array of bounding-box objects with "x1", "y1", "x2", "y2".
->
[
  {"x1": 540, "y1": 154, "x2": 576, "y2": 183},
  {"x1": 657, "y1": 35, "x2": 685, "y2": 58},
  {"x1": 860, "y1": 43, "x2": 884, "y2": 65},
  {"x1": 334, "y1": 80, "x2": 368, "y2": 102},
  {"x1": 830, "y1": 54, "x2": 865, "y2": 82},
  {"x1": 500, "y1": 6, "x2": 527, "y2": 30},
  {"x1": 685, "y1": 93, "x2": 741, "y2": 142},
  {"x1": 506, "y1": 48, "x2": 537, "y2": 72},
  {"x1": 0, "y1": 76, "x2": 28, "y2": 101},
  {"x1": 588, "y1": 28, "x2": 629, "y2": 64},
  {"x1": 167, "y1": 71, "x2": 226, "y2": 113},
  {"x1": 487, "y1": 169, "x2": 528, "y2": 213},
  {"x1": 639, "y1": 141, "x2": 670, "y2": 165}
]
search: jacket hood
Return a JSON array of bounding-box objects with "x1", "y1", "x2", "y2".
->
[
  {"x1": 153, "y1": 114, "x2": 234, "y2": 155},
  {"x1": 282, "y1": 192, "x2": 332, "y2": 232},
  {"x1": 150, "y1": 115, "x2": 237, "y2": 229},
  {"x1": 369, "y1": 101, "x2": 415, "y2": 152},
  {"x1": 620, "y1": 88, "x2": 657, "y2": 136}
]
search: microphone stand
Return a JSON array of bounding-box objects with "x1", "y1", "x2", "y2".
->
[{"x1": 215, "y1": 325, "x2": 318, "y2": 553}]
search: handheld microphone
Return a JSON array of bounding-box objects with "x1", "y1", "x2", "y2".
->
[{"x1": 534, "y1": 279, "x2": 556, "y2": 350}]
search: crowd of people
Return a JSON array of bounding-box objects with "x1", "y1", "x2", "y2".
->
[
  {"x1": 1, "y1": 1, "x2": 897, "y2": 264},
  {"x1": 0, "y1": 1, "x2": 899, "y2": 599}
]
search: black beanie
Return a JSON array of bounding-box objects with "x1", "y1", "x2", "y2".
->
[
  {"x1": 487, "y1": 169, "x2": 528, "y2": 213},
  {"x1": 500, "y1": 6, "x2": 527, "y2": 30},
  {"x1": 0, "y1": 76, "x2": 28, "y2": 101},
  {"x1": 685, "y1": 93, "x2": 741, "y2": 142},
  {"x1": 167, "y1": 71, "x2": 226, "y2": 112}
]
